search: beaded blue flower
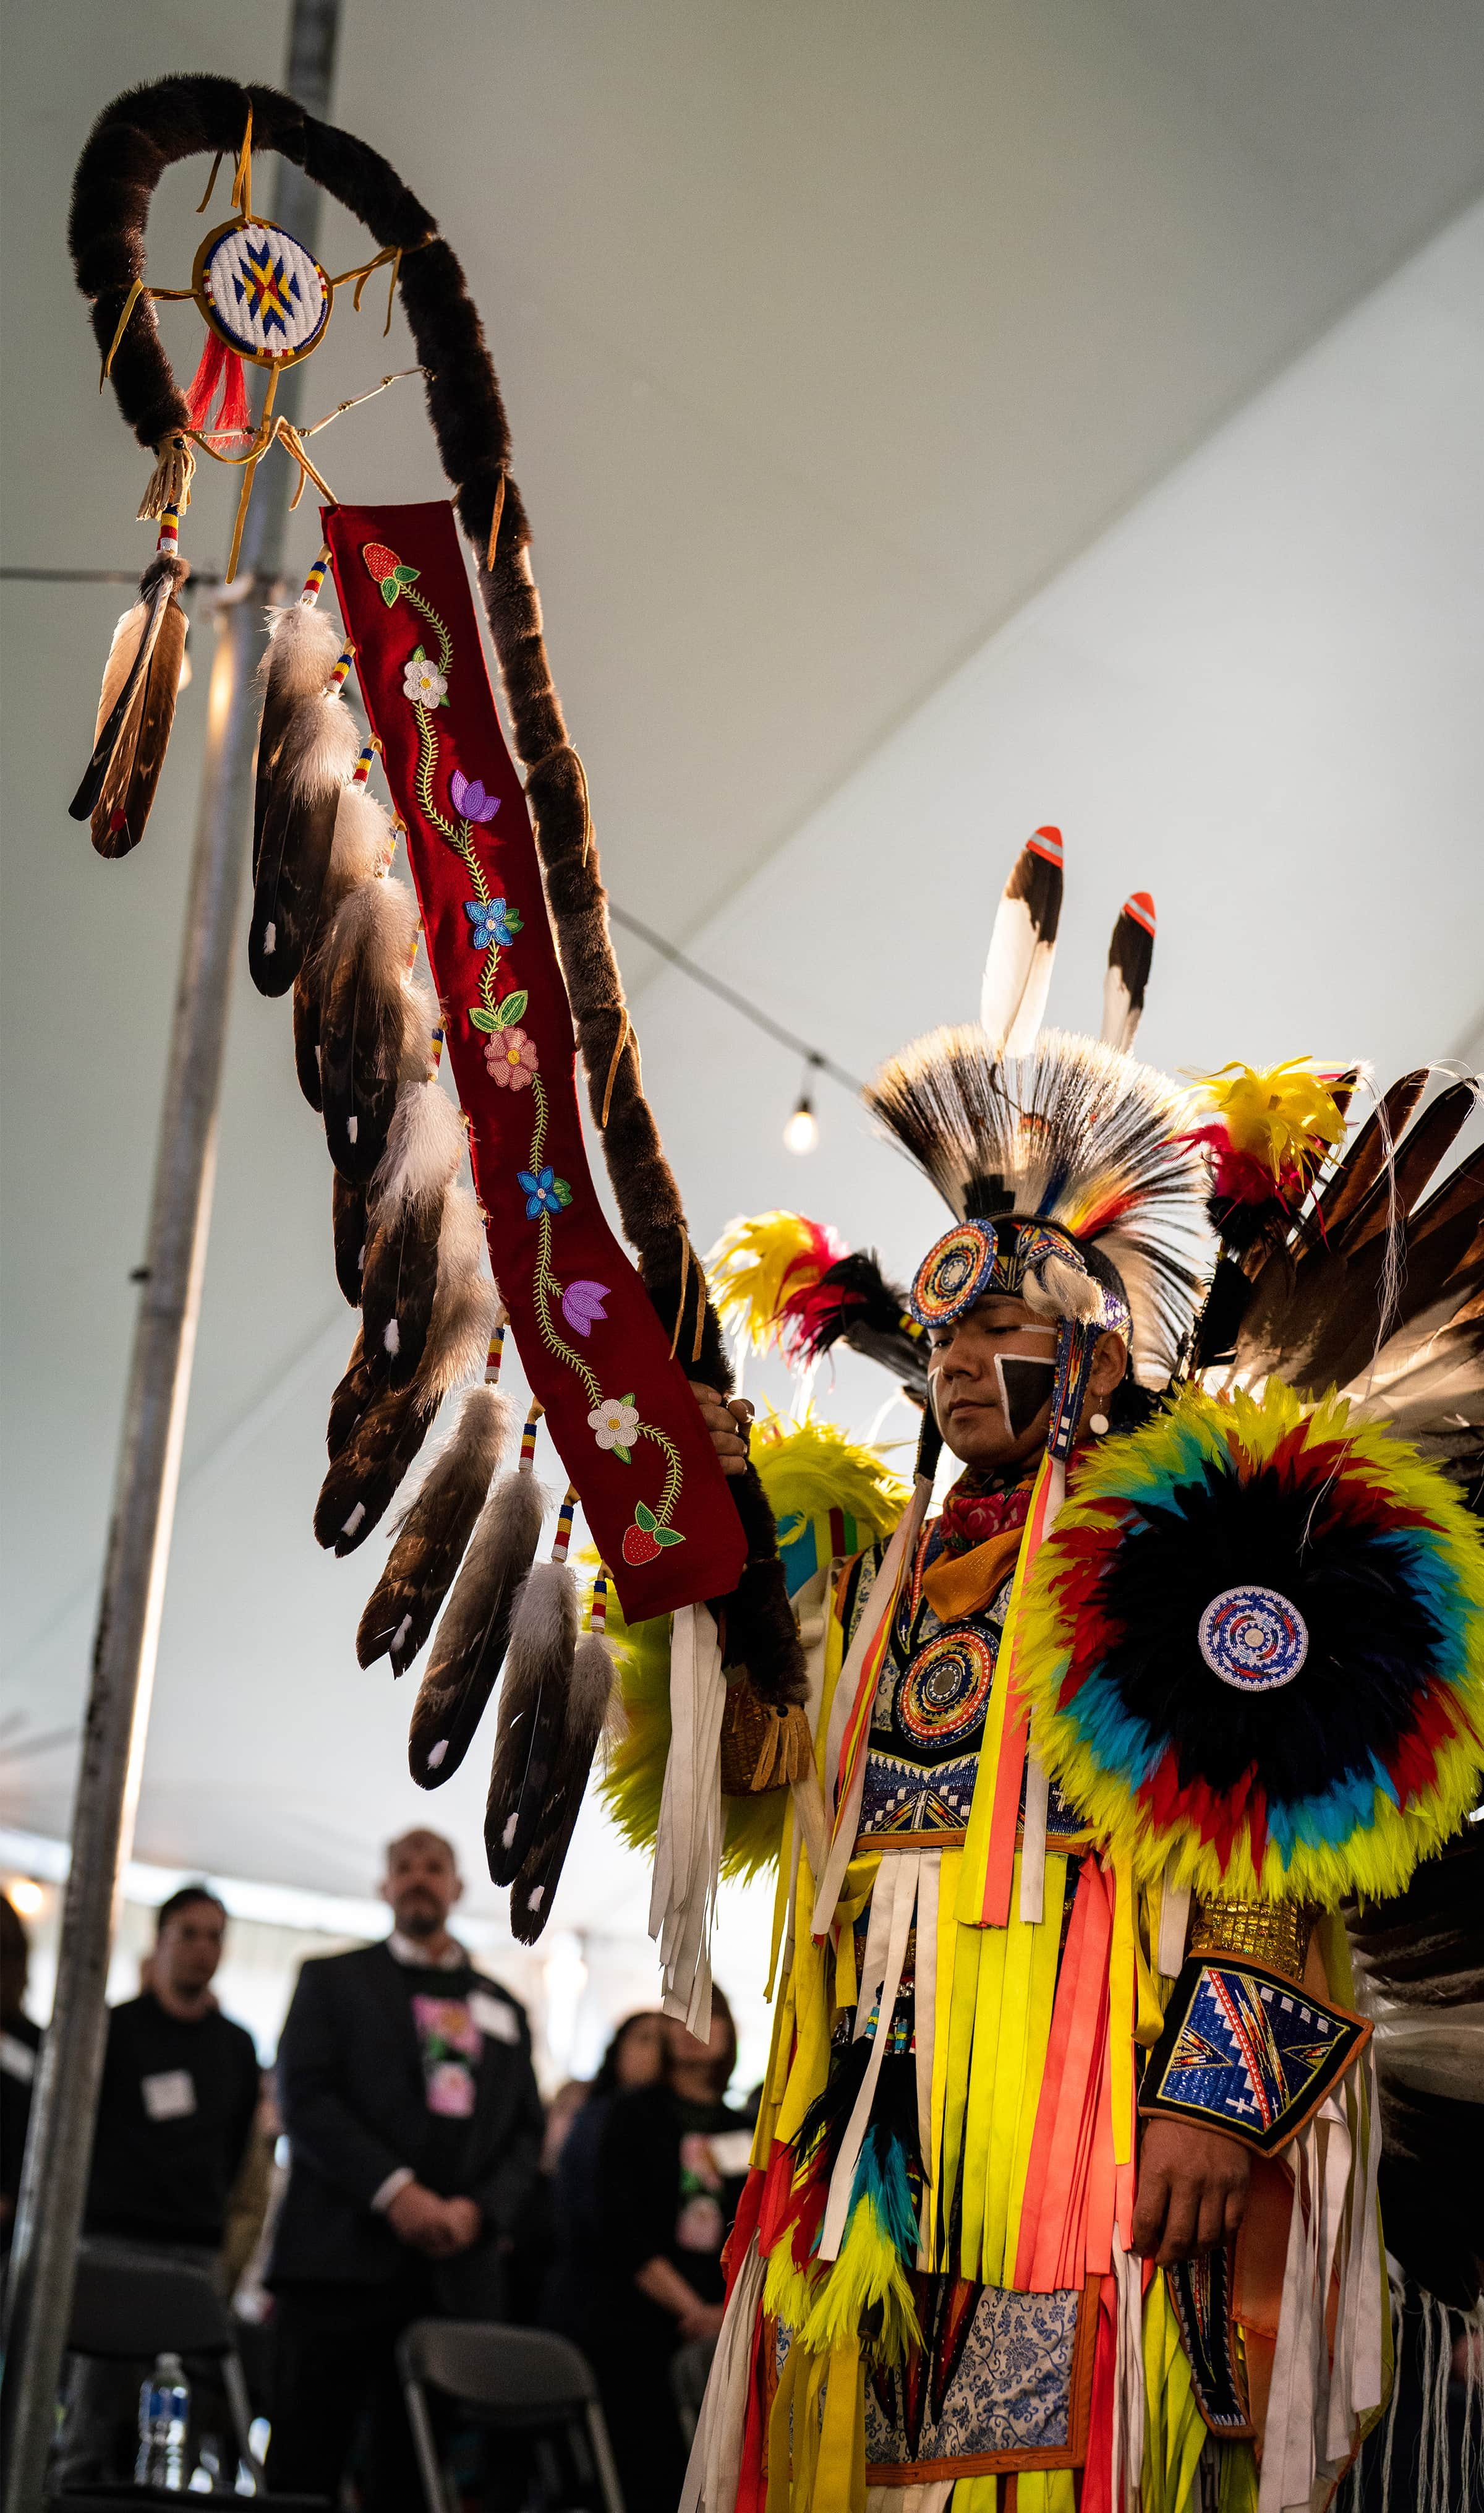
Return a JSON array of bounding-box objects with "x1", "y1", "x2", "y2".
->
[
  {"x1": 518, "y1": 1165, "x2": 572, "y2": 1219},
  {"x1": 465, "y1": 896, "x2": 521, "y2": 950}
]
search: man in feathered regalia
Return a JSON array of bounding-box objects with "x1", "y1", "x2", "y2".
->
[
  {"x1": 65, "y1": 76, "x2": 1478, "y2": 2505},
  {"x1": 610, "y1": 834, "x2": 1484, "y2": 2513}
]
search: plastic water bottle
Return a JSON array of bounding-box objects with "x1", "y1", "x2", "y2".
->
[{"x1": 135, "y1": 2351, "x2": 190, "y2": 2489}]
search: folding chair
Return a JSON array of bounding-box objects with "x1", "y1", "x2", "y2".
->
[
  {"x1": 397, "y1": 2321, "x2": 625, "y2": 2513},
  {"x1": 53, "y1": 2253, "x2": 324, "y2": 2504},
  {"x1": 670, "y1": 2335, "x2": 716, "y2": 2446}
]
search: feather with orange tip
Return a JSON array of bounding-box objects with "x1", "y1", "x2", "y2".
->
[
  {"x1": 979, "y1": 826, "x2": 1063, "y2": 1055},
  {"x1": 1101, "y1": 891, "x2": 1156, "y2": 1052}
]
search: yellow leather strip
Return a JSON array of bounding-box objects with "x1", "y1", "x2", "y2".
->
[
  {"x1": 1003, "y1": 1852, "x2": 1067, "y2": 2274},
  {"x1": 764, "y1": 2341, "x2": 800, "y2": 2513},
  {"x1": 830, "y1": 1851, "x2": 882, "y2": 2012},
  {"x1": 920, "y1": 1522, "x2": 1025, "y2": 1622},
  {"x1": 926, "y1": 1845, "x2": 963, "y2": 2271},
  {"x1": 1134, "y1": 1882, "x2": 1167, "y2": 2049},
  {"x1": 1110, "y1": 1857, "x2": 1136, "y2": 2167},
  {"x1": 937, "y1": 1916, "x2": 980, "y2": 2283},
  {"x1": 955, "y1": 1457, "x2": 1051, "y2": 1928},
  {"x1": 982, "y1": 1857, "x2": 1040, "y2": 2283},
  {"x1": 813, "y1": 2342, "x2": 865, "y2": 2513},
  {"x1": 959, "y1": 1914, "x2": 1010, "y2": 2280},
  {"x1": 775, "y1": 1925, "x2": 832, "y2": 2151}
]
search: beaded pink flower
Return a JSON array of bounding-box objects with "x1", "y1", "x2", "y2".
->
[{"x1": 485, "y1": 1025, "x2": 539, "y2": 1089}]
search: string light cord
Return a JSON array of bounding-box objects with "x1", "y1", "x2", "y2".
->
[{"x1": 607, "y1": 902, "x2": 865, "y2": 1098}]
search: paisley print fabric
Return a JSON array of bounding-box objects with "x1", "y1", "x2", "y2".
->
[{"x1": 865, "y1": 2276, "x2": 1089, "y2": 2473}]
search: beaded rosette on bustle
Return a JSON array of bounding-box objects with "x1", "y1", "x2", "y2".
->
[{"x1": 1016, "y1": 1377, "x2": 1484, "y2": 1905}]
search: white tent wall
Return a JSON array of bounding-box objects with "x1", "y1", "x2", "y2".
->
[{"x1": 3, "y1": 6, "x2": 1482, "y2": 2073}]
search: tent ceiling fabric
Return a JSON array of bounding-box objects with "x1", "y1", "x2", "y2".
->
[{"x1": 2, "y1": 2, "x2": 1483, "y2": 1933}]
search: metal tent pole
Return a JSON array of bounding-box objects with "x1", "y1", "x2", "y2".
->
[{"x1": 0, "y1": 9, "x2": 341, "y2": 2499}]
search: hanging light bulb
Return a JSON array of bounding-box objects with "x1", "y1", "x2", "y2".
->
[{"x1": 783, "y1": 1055, "x2": 822, "y2": 1154}]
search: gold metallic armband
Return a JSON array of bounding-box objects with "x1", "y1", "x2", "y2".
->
[{"x1": 1188, "y1": 1895, "x2": 1316, "y2": 1985}]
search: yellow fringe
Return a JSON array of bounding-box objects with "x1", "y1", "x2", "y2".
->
[{"x1": 1143, "y1": 2273, "x2": 1207, "y2": 2513}]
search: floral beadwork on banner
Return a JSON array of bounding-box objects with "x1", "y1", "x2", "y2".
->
[{"x1": 326, "y1": 502, "x2": 746, "y2": 1619}]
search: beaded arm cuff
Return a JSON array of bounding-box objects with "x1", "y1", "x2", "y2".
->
[
  {"x1": 1188, "y1": 1896, "x2": 1316, "y2": 1984},
  {"x1": 1138, "y1": 1954, "x2": 1369, "y2": 2156}
]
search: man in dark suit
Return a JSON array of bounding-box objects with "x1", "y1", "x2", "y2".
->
[{"x1": 264, "y1": 1828, "x2": 544, "y2": 2509}]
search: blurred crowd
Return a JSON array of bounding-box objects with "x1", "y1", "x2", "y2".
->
[{"x1": 1, "y1": 1831, "x2": 753, "y2": 2509}]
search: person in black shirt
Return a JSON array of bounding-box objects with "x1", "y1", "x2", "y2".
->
[
  {"x1": 84, "y1": 1886, "x2": 261, "y2": 2250},
  {"x1": 265, "y1": 1826, "x2": 544, "y2": 2512},
  {"x1": 56, "y1": 1884, "x2": 260, "y2": 2485},
  {"x1": 594, "y1": 1990, "x2": 753, "y2": 2513}
]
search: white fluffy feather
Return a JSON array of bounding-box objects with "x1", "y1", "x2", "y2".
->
[
  {"x1": 278, "y1": 691, "x2": 361, "y2": 799},
  {"x1": 325, "y1": 865, "x2": 420, "y2": 982},
  {"x1": 324, "y1": 784, "x2": 396, "y2": 911},
  {"x1": 398, "y1": 976, "x2": 441, "y2": 1087},
  {"x1": 371, "y1": 1079, "x2": 466, "y2": 1223},
  {"x1": 420, "y1": 1188, "x2": 498, "y2": 1403},
  {"x1": 257, "y1": 603, "x2": 344, "y2": 701},
  {"x1": 506, "y1": 1558, "x2": 579, "y2": 1662}
]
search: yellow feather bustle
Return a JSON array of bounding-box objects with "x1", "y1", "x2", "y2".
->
[
  {"x1": 707, "y1": 1210, "x2": 842, "y2": 1355},
  {"x1": 1193, "y1": 1058, "x2": 1347, "y2": 1184}
]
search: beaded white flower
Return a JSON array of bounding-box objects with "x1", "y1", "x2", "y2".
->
[
  {"x1": 587, "y1": 1396, "x2": 640, "y2": 1452},
  {"x1": 403, "y1": 653, "x2": 448, "y2": 709}
]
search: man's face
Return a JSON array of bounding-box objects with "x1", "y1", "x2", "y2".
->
[
  {"x1": 927, "y1": 1293, "x2": 1059, "y2": 1473},
  {"x1": 382, "y1": 1833, "x2": 461, "y2": 1938},
  {"x1": 155, "y1": 1899, "x2": 226, "y2": 2000}
]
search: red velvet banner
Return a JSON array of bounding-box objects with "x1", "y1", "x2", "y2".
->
[{"x1": 325, "y1": 501, "x2": 746, "y2": 1622}]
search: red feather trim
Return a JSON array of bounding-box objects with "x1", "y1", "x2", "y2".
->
[{"x1": 184, "y1": 327, "x2": 252, "y2": 443}]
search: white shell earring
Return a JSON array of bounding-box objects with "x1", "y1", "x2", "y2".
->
[{"x1": 1090, "y1": 1412, "x2": 1110, "y2": 1437}]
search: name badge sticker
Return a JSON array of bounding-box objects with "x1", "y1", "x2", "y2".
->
[
  {"x1": 469, "y1": 1990, "x2": 519, "y2": 2046},
  {"x1": 141, "y1": 2068, "x2": 197, "y2": 2121}
]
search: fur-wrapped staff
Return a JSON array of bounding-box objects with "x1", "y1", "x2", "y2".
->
[
  {"x1": 69, "y1": 508, "x2": 189, "y2": 858},
  {"x1": 408, "y1": 1381, "x2": 547, "y2": 1787},
  {"x1": 70, "y1": 75, "x2": 796, "y2": 1970}
]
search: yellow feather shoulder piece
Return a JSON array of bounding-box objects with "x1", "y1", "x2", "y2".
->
[{"x1": 599, "y1": 1416, "x2": 908, "y2": 1875}]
